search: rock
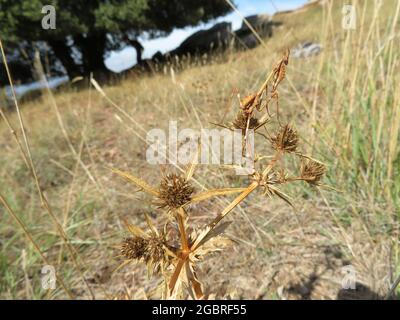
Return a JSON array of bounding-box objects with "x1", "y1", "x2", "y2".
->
[
  {"x1": 233, "y1": 14, "x2": 281, "y2": 49},
  {"x1": 292, "y1": 42, "x2": 322, "y2": 58},
  {"x1": 240, "y1": 14, "x2": 272, "y2": 34},
  {"x1": 170, "y1": 22, "x2": 232, "y2": 56}
]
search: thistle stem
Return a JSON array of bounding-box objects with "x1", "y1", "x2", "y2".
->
[
  {"x1": 207, "y1": 151, "x2": 283, "y2": 231},
  {"x1": 262, "y1": 150, "x2": 283, "y2": 179},
  {"x1": 209, "y1": 181, "x2": 259, "y2": 229},
  {"x1": 177, "y1": 208, "x2": 189, "y2": 253},
  {"x1": 169, "y1": 258, "x2": 185, "y2": 293}
]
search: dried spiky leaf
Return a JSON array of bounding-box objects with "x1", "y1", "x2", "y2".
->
[
  {"x1": 266, "y1": 185, "x2": 294, "y2": 207},
  {"x1": 184, "y1": 261, "x2": 204, "y2": 300},
  {"x1": 112, "y1": 259, "x2": 132, "y2": 275},
  {"x1": 185, "y1": 161, "x2": 197, "y2": 182},
  {"x1": 184, "y1": 144, "x2": 200, "y2": 181},
  {"x1": 189, "y1": 188, "x2": 247, "y2": 204},
  {"x1": 192, "y1": 235, "x2": 233, "y2": 261},
  {"x1": 169, "y1": 259, "x2": 186, "y2": 294},
  {"x1": 191, "y1": 221, "x2": 232, "y2": 252},
  {"x1": 125, "y1": 223, "x2": 147, "y2": 237},
  {"x1": 144, "y1": 213, "x2": 159, "y2": 235},
  {"x1": 111, "y1": 168, "x2": 160, "y2": 196}
]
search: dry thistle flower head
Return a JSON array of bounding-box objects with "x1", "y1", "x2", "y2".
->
[
  {"x1": 121, "y1": 236, "x2": 147, "y2": 260},
  {"x1": 144, "y1": 234, "x2": 169, "y2": 264},
  {"x1": 251, "y1": 170, "x2": 292, "y2": 206},
  {"x1": 232, "y1": 111, "x2": 260, "y2": 132},
  {"x1": 300, "y1": 159, "x2": 326, "y2": 186},
  {"x1": 270, "y1": 124, "x2": 299, "y2": 153},
  {"x1": 251, "y1": 169, "x2": 287, "y2": 187},
  {"x1": 157, "y1": 173, "x2": 195, "y2": 210},
  {"x1": 121, "y1": 233, "x2": 171, "y2": 274},
  {"x1": 268, "y1": 168, "x2": 288, "y2": 184}
]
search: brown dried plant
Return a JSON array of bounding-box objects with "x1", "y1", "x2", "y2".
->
[{"x1": 113, "y1": 49, "x2": 328, "y2": 299}]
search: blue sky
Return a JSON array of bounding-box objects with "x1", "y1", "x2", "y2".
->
[{"x1": 105, "y1": 0, "x2": 307, "y2": 72}]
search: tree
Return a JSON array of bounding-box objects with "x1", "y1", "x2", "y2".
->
[{"x1": 0, "y1": 0, "x2": 232, "y2": 79}]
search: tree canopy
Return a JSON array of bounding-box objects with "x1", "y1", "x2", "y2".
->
[{"x1": 0, "y1": 0, "x2": 232, "y2": 79}]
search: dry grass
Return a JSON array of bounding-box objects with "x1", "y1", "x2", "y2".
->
[{"x1": 0, "y1": 0, "x2": 399, "y2": 299}]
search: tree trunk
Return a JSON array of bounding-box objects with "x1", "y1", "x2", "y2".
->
[
  {"x1": 130, "y1": 39, "x2": 144, "y2": 64},
  {"x1": 48, "y1": 39, "x2": 82, "y2": 79},
  {"x1": 74, "y1": 33, "x2": 109, "y2": 78}
]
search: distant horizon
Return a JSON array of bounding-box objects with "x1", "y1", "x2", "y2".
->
[{"x1": 105, "y1": 0, "x2": 308, "y2": 72}]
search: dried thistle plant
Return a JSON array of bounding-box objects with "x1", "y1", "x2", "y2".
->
[{"x1": 112, "y1": 49, "x2": 328, "y2": 299}]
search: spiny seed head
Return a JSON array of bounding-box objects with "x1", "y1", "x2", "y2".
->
[
  {"x1": 121, "y1": 236, "x2": 147, "y2": 260},
  {"x1": 268, "y1": 168, "x2": 288, "y2": 184},
  {"x1": 232, "y1": 111, "x2": 260, "y2": 132},
  {"x1": 143, "y1": 236, "x2": 167, "y2": 264},
  {"x1": 157, "y1": 173, "x2": 194, "y2": 210},
  {"x1": 271, "y1": 124, "x2": 299, "y2": 153},
  {"x1": 251, "y1": 171, "x2": 291, "y2": 205},
  {"x1": 300, "y1": 159, "x2": 326, "y2": 185},
  {"x1": 121, "y1": 234, "x2": 169, "y2": 273},
  {"x1": 251, "y1": 169, "x2": 286, "y2": 187}
]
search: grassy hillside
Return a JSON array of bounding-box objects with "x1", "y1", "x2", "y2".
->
[{"x1": 1, "y1": 0, "x2": 399, "y2": 299}]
